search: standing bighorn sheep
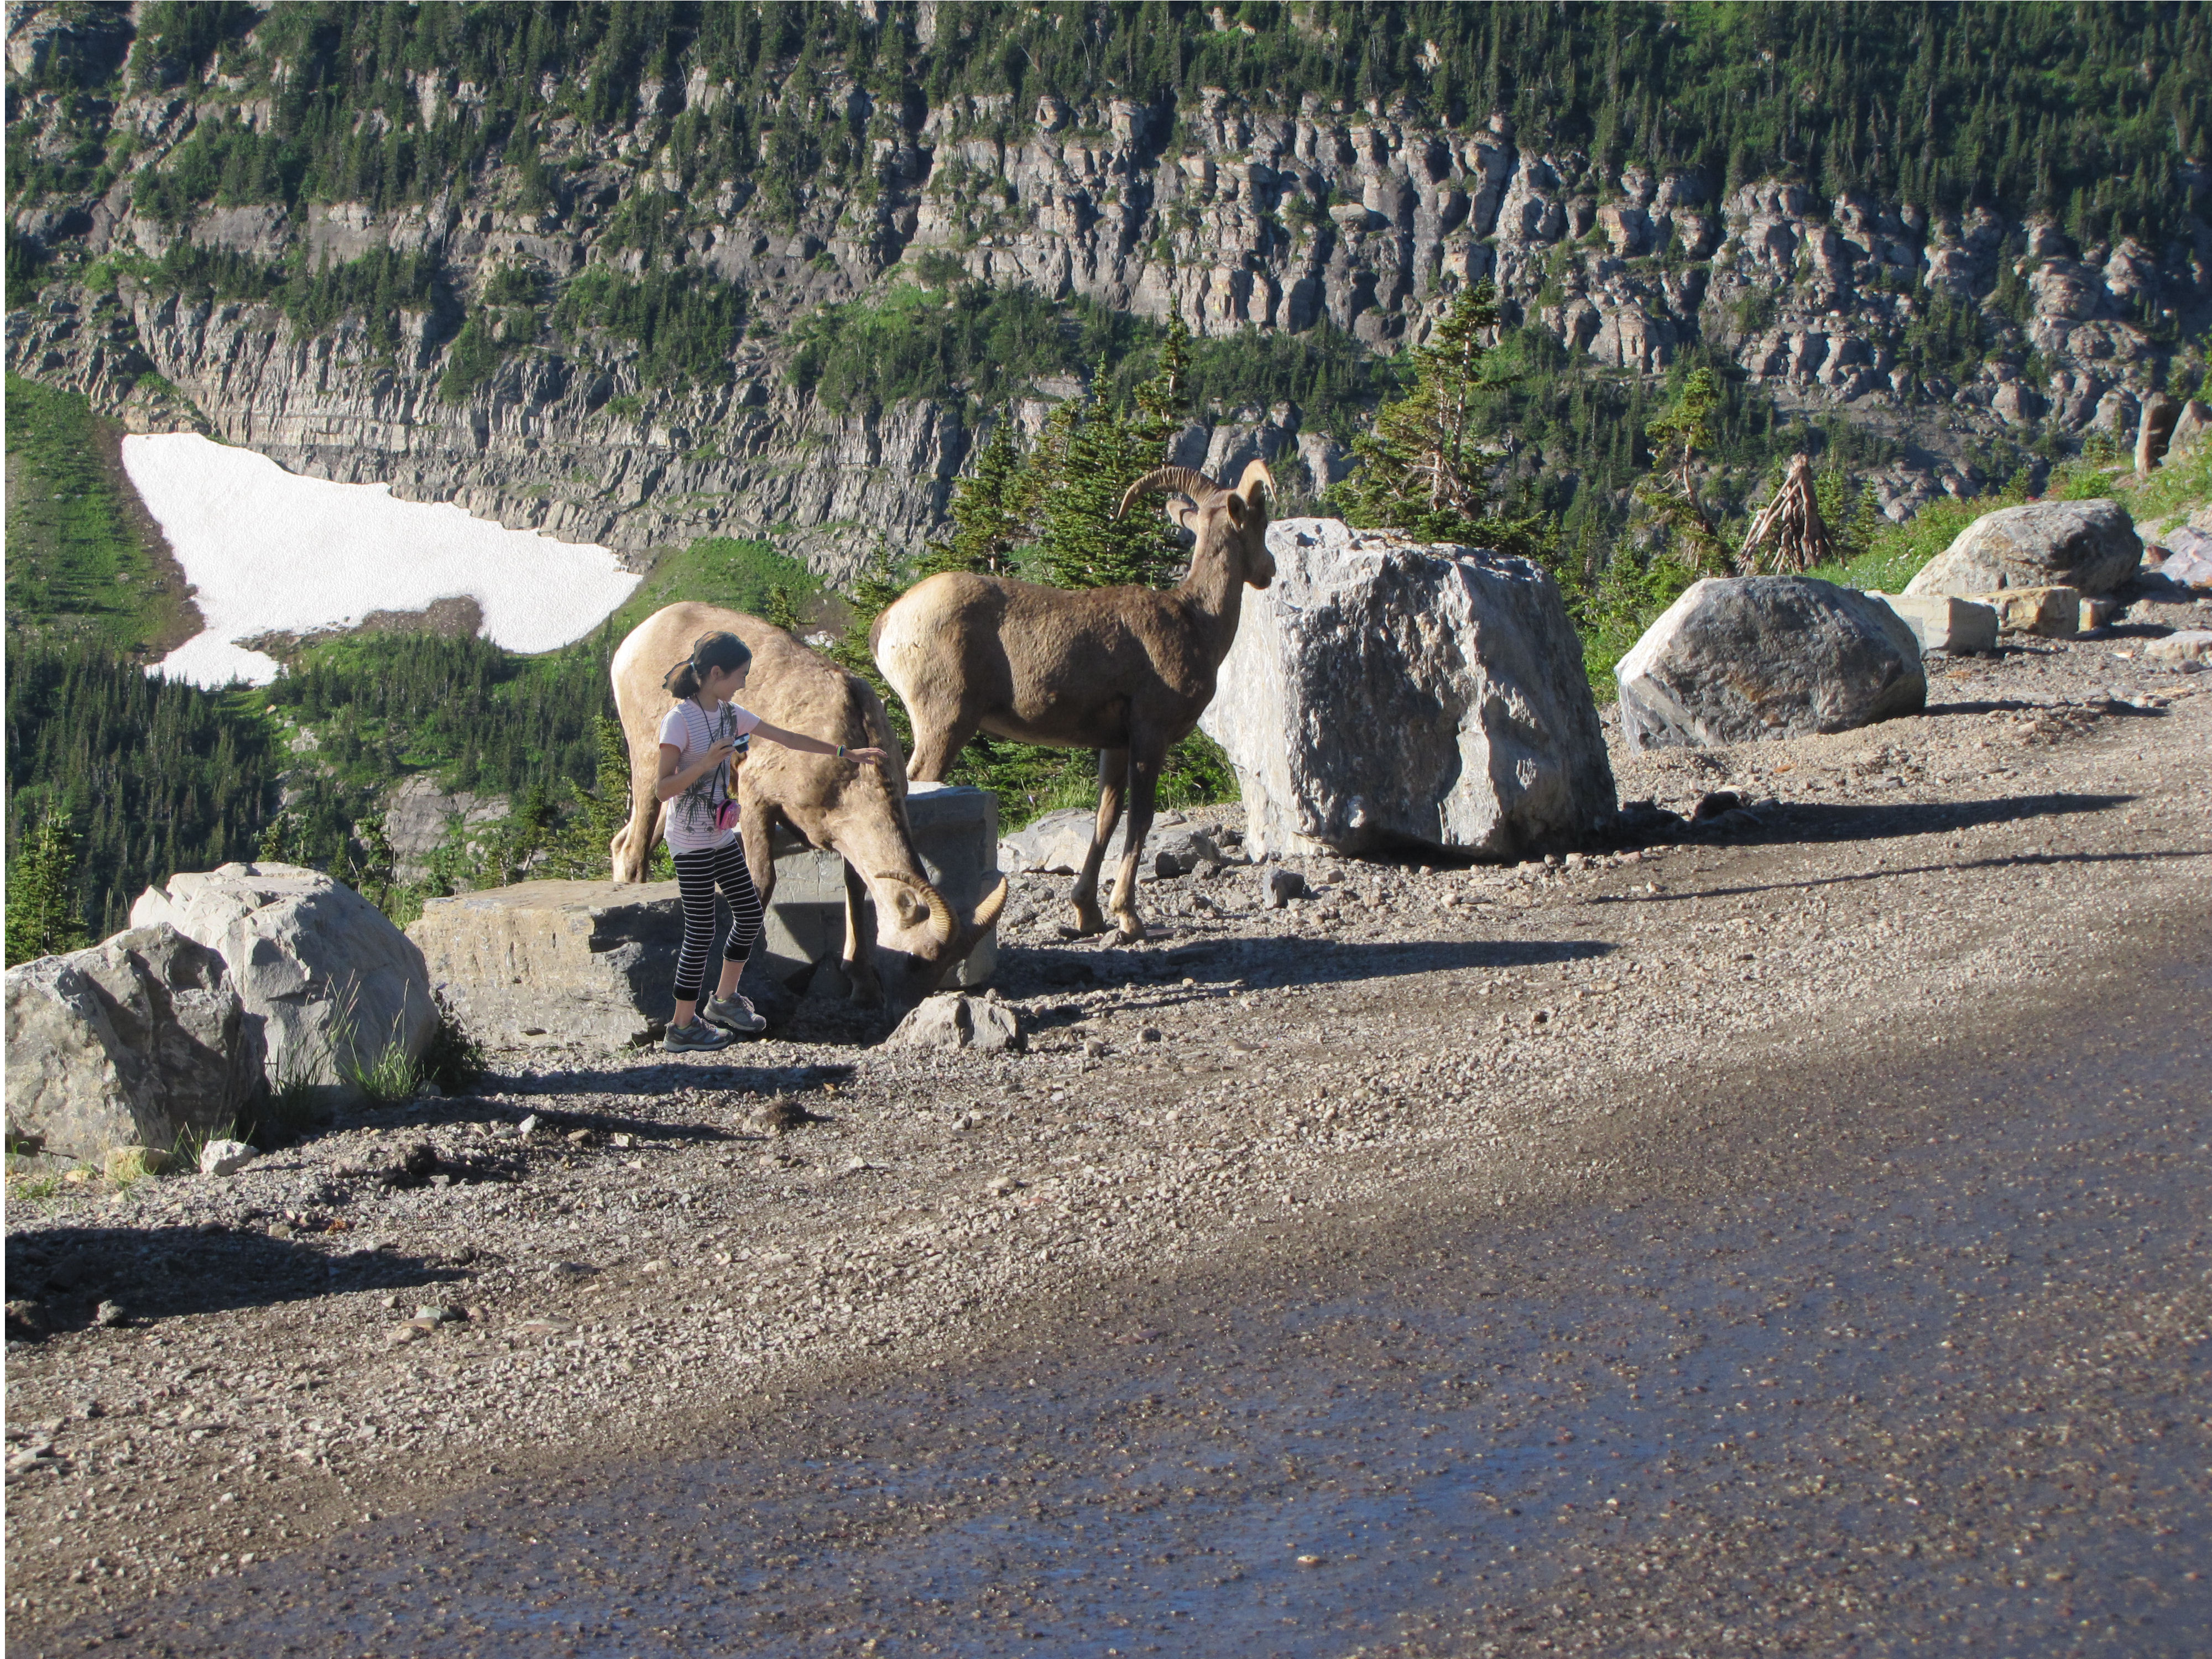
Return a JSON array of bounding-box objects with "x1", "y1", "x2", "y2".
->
[
  {"x1": 872, "y1": 460, "x2": 1275, "y2": 942},
  {"x1": 609, "y1": 603, "x2": 1005, "y2": 1009}
]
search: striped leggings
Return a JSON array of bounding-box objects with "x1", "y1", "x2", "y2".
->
[{"x1": 671, "y1": 838, "x2": 764, "y2": 1001}]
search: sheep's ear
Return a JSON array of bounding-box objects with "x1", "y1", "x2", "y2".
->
[
  {"x1": 1223, "y1": 492, "x2": 1249, "y2": 528},
  {"x1": 1165, "y1": 492, "x2": 1202, "y2": 534}
]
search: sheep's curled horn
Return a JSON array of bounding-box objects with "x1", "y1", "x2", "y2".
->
[
  {"x1": 1115, "y1": 466, "x2": 1220, "y2": 519},
  {"x1": 1114, "y1": 459, "x2": 1277, "y2": 520}
]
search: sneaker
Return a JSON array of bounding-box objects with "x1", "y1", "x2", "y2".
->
[
  {"x1": 662, "y1": 1019, "x2": 735, "y2": 1052},
  {"x1": 702, "y1": 993, "x2": 768, "y2": 1036}
]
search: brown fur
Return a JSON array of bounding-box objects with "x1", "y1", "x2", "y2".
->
[
  {"x1": 609, "y1": 603, "x2": 1004, "y2": 1008},
  {"x1": 871, "y1": 462, "x2": 1275, "y2": 940}
]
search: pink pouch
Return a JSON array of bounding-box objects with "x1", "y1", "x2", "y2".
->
[{"x1": 714, "y1": 799, "x2": 742, "y2": 834}]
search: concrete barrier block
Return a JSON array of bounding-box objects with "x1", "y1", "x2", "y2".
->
[
  {"x1": 410, "y1": 785, "x2": 1003, "y2": 1043},
  {"x1": 1866, "y1": 592, "x2": 2000, "y2": 655},
  {"x1": 757, "y1": 782, "x2": 999, "y2": 990},
  {"x1": 1970, "y1": 585, "x2": 2080, "y2": 638}
]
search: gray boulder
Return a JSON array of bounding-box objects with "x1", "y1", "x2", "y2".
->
[
  {"x1": 1199, "y1": 519, "x2": 1616, "y2": 860},
  {"x1": 4, "y1": 925, "x2": 262, "y2": 1165},
  {"x1": 1617, "y1": 577, "x2": 1926, "y2": 749},
  {"x1": 998, "y1": 808, "x2": 1098, "y2": 876},
  {"x1": 132, "y1": 863, "x2": 434, "y2": 1105},
  {"x1": 1905, "y1": 499, "x2": 2142, "y2": 598}
]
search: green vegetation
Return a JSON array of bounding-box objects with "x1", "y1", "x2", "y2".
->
[
  {"x1": 4, "y1": 375, "x2": 197, "y2": 656},
  {"x1": 551, "y1": 265, "x2": 749, "y2": 389},
  {"x1": 609, "y1": 535, "x2": 823, "y2": 637},
  {"x1": 790, "y1": 282, "x2": 1142, "y2": 416},
  {"x1": 4, "y1": 816, "x2": 89, "y2": 966},
  {"x1": 1332, "y1": 283, "x2": 1545, "y2": 557},
  {"x1": 19, "y1": 3, "x2": 2197, "y2": 249},
  {"x1": 4, "y1": 640, "x2": 283, "y2": 940}
]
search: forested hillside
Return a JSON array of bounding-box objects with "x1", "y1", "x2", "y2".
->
[{"x1": 7, "y1": 1, "x2": 2211, "y2": 952}]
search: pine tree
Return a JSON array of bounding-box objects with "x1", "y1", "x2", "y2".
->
[
  {"x1": 1032, "y1": 317, "x2": 1193, "y2": 592},
  {"x1": 6, "y1": 816, "x2": 88, "y2": 966},
  {"x1": 1331, "y1": 281, "x2": 1546, "y2": 557},
  {"x1": 546, "y1": 714, "x2": 636, "y2": 879},
  {"x1": 1635, "y1": 366, "x2": 1730, "y2": 571},
  {"x1": 918, "y1": 411, "x2": 1028, "y2": 580}
]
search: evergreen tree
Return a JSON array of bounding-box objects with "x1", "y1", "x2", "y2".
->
[
  {"x1": 6, "y1": 815, "x2": 88, "y2": 966},
  {"x1": 918, "y1": 413, "x2": 1028, "y2": 580},
  {"x1": 546, "y1": 715, "x2": 638, "y2": 880},
  {"x1": 1635, "y1": 367, "x2": 1731, "y2": 571},
  {"x1": 1331, "y1": 281, "x2": 1547, "y2": 559},
  {"x1": 1032, "y1": 317, "x2": 1192, "y2": 592}
]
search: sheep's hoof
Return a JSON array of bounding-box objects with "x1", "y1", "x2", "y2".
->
[
  {"x1": 1111, "y1": 915, "x2": 1148, "y2": 945},
  {"x1": 1069, "y1": 903, "x2": 1110, "y2": 937}
]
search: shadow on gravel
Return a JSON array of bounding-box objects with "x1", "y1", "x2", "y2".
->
[
  {"x1": 3, "y1": 1225, "x2": 463, "y2": 1339},
  {"x1": 1694, "y1": 789, "x2": 2134, "y2": 849},
  {"x1": 499, "y1": 1060, "x2": 859, "y2": 1101},
  {"x1": 1000, "y1": 937, "x2": 1613, "y2": 997},
  {"x1": 1603, "y1": 844, "x2": 2212, "y2": 906}
]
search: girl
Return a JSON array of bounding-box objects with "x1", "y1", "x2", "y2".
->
[{"x1": 656, "y1": 630, "x2": 889, "y2": 1051}]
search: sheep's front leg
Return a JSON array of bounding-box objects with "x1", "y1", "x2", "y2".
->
[
  {"x1": 1070, "y1": 747, "x2": 1128, "y2": 937},
  {"x1": 841, "y1": 860, "x2": 883, "y2": 1006}
]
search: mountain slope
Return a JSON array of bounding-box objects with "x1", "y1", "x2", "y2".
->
[{"x1": 6, "y1": 1, "x2": 2209, "y2": 581}]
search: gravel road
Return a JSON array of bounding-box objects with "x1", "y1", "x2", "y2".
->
[{"x1": 6, "y1": 597, "x2": 2210, "y2": 1652}]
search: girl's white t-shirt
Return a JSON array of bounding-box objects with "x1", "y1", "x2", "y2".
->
[{"x1": 657, "y1": 698, "x2": 762, "y2": 853}]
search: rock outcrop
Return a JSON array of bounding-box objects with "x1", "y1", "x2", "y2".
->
[
  {"x1": 1905, "y1": 500, "x2": 2142, "y2": 598},
  {"x1": 131, "y1": 864, "x2": 435, "y2": 1104},
  {"x1": 7, "y1": 7, "x2": 2206, "y2": 572},
  {"x1": 1200, "y1": 519, "x2": 1616, "y2": 860},
  {"x1": 3, "y1": 924, "x2": 261, "y2": 1165},
  {"x1": 1617, "y1": 577, "x2": 1927, "y2": 749}
]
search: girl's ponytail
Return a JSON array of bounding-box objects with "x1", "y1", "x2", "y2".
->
[{"x1": 662, "y1": 656, "x2": 701, "y2": 698}]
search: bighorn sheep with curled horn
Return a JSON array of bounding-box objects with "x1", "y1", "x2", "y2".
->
[
  {"x1": 609, "y1": 603, "x2": 1006, "y2": 1011},
  {"x1": 872, "y1": 459, "x2": 1276, "y2": 942}
]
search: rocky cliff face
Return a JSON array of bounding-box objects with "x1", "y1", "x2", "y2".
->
[{"x1": 8, "y1": 3, "x2": 2209, "y2": 580}]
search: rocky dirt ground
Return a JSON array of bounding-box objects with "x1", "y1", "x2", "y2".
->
[{"x1": 6, "y1": 582, "x2": 2211, "y2": 1640}]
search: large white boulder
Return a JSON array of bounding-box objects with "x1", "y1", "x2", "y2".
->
[
  {"x1": 132, "y1": 863, "x2": 434, "y2": 1105},
  {"x1": 3, "y1": 924, "x2": 262, "y2": 1164},
  {"x1": 1198, "y1": 519, "x2": 1616, "y2": 860},
  {"x1": 1905, "y1": 498, "x2": 2142, "y2": 598},
  {"x1": 1617, "y1": 577, "x2": 1926, "y2": 749}
]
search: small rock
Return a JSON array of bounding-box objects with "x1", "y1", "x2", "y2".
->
[
  {"x1": 1082, "y1": 1039, "x2": 1108, "y2": 1058},
  {"x1": 6, "y1": 1300, "x2": 49, "y2": 1337},
  {"x1": 92, "y1": 1300, "x2": 126, "y2": 1328},
  {"x1": 198, "y1": 1139, "x2": 258, "y2": 1177},
  {"x1": 609, "y1": 1132, "x2": 638, "y2": 1150},
  {"x1": 564, "y1": 1128, "x2": 593, "y2": 1146},
  {"x1": 516, "y1": 1113, "x2": 542, "y2": 1136},
  {"x1": 2145, "y1": 629, "x2": 2212, "y2": 670},
  {"x1": 1140, "y1": 1027, "x2": 1163, "y2": 1044},
  {"x1": 384, "y1": 1324, "x2": 424, "y2": 1347},
  {"x1": 414, "y1": 1080, "x2": 444, "y2": 1099},
  {"x1": 415, "y1": 1303, "x2": 463, "y2": 1323},
  {"x1": 985, "y1": 1176, "x2": 1017, "y2": 1196},
  {"x1": 1264, "y1": 868, "x2": 1307, "y2": 909},
  {"x1": 885, "y1": 994, "x2": 1024, "y2": 1053}
]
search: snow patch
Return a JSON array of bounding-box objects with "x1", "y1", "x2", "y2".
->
[{"x1": 123, "y1": 434, "x2": 640, "y2": 687}]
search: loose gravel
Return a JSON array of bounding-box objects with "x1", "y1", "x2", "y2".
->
[{"x1": 6, "y1": 589, "x2": 2211, "y2": 1638}]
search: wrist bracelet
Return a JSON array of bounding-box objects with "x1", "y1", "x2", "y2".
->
[{"x1": 835, "y1": 743, "x2": 845, "y2": 759}]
